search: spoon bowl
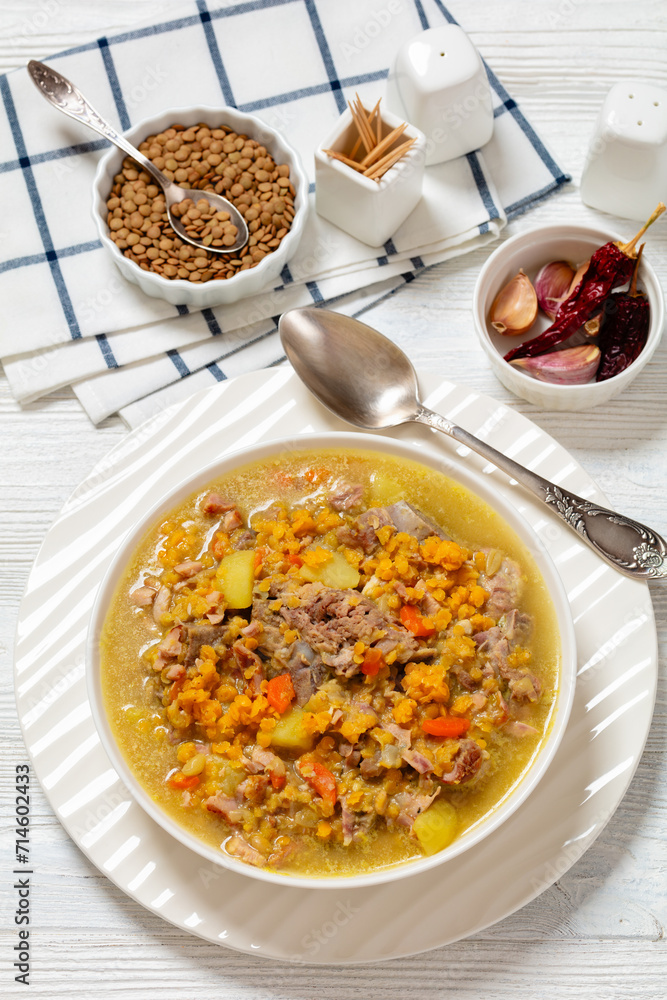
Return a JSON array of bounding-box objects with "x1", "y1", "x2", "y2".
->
[{"x1": 279, "y1": 306, "x2": 667, "y2": 579}]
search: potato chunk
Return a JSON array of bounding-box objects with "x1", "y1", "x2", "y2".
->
[
  {"x1": 413, "y1": 798, "x2": 458, "y2": 855},
  {"x1": 215, "y1": 550, "x2": 254, "y2": 608},
  {"x1": 299, "y1": 549, "x2": 360, "y2": 589},
  {"x1": 270, "y1": 707, "x2": 313, "y2": 752}
]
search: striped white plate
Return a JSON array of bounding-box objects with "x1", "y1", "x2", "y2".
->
[{"x1": 14, "y1": 369, "x2": 657, "y2": 964}]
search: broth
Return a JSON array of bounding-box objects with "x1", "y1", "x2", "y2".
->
[{"x1": 100, "y1": 448, "x2": 560, "y2": 877}]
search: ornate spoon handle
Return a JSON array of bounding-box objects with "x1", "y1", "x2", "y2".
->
[
  {"x1": 27, "y1": 60, "x2": 169, "y2": 190},
  {"x1": 415, "y1": 405, "x2": 667, "y2": 580}
]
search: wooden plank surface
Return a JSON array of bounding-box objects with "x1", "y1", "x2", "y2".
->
[{"x1": 1, "y1": 0, "x2": 665, "y2": 996}]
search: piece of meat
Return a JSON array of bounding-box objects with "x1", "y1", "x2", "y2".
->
[
  {"x1": 286, "y1": 640, "x2": 327, "y2": 705},
  {"x1": 225, "y1": 834, "x2": 265, "y2": 866},
  {"x1": 130, "y1": 585, "x2": 157, "y2": 607},
  {"x1": 279, "y1": 583, "x2": 434, "y2": 673},
  {"x1": 240, "y1": 755, "x2": 264, "y2": 774},
  {"x1": 232, "y1": 641, "x2": 263, "y2": 673},
  {"x1": 250, "y1": 746, "x2": 286, "y2": 782},
  {"x1": 201, "y1": 493, "x2": 236, "y2": 515},
  {"x1": 418, "y1": 586, "x2": 441, "y2": 618},
  {"x1": 237, "y1": 774, "x2": 270, "y2": 803},
  {"x1": 335, "y1": 507, "x2": 393, "y2": 553},
  {"x1": 501, "y1": 608, "x2": 533, "y2": 642},
  {"x1": 181, "y1": 621, "x2": 226, "y2": 667},
  {"x1": 174, "y1": 560, "x2": 202, "y2": 578},
  {"x1": 152, "y1": 585, "x2": 172, "y2": 623},
  {"x1": 475, "y1": 628, "x2": 541, "y2": 703},
  {"x1": 373, "y1": 628, "x2": 435, "y2": 663},
  {"x1": 439, "y1": 740, "x2": 484, "y2": 785},
  {"x1": 479, "y1": 556, "x2": 524, "y2": 619},
  {"x1": 222, "y1": 509, "x2": 243, "y2": 533},
  {"x1": 383, "y1": 501, "x2": 449, "y2": 541},
  {"x1": 204, "y1": 793, "x2": 244, "y2": 823},
  {"x1": 165, "y1": 663, "x2": 185, "y2": 681},
  {"x1": 322, "y1": 646, "x2": 356, "y2": 677},
  {"x1": 340, "y1": 803, "x2": 376, "y2": 846},
  {"x1": 506, "y1": 672, "x2": 541, "y2": 702},
  {"x1": 330, "y1": 483, "x2": 363, "y2": 510},
  {"x1": 402, "y1": 748, "x2": 433, "y2": 774},
  {"x1": 393, "y1": 790, "x2": 439, "y2": 829},
  {"x1": 449, "y1": 663, "x2": 477, "y2": 691},
  {"x1": 252, "y1": 592, "x2": 328, "y2": 704},
  {"x1": 234, "y1": 528, "x2": 257, "y2": 550},
  {"x1": 157, "y1": 626, "x2": 183, "y2": 659},
  {"x1": 381, "y1": 722, "x2": 411, "y2": 749},
  {"x1": 338, "y1": 501, "x2": 448, "y2": 554},
  {"x1": 359, "y1": 752, "x2": 383, "y2": 778}
]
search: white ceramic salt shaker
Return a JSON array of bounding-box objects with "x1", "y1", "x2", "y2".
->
[
  {"x1": 385, "y1": 24, "x2": 493, "y2": 166},
  {"x1": 580, "y1": 81, "x2": 667, "y2": 221},
  {"x1": 314, "y1": 106, "x2": 426, "y2": 247}
]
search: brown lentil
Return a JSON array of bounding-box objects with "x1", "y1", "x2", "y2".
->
[{"x1": 104, "y1": 123, "x2": 296, "y2": 283}]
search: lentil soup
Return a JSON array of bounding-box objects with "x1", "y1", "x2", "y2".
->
[{"x1": 100, "y1": 448, "x2": 561, "y2": 878}]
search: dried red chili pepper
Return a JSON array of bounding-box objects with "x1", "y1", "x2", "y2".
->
[
  {"x1": 504, "y1": 204, "x2": 664, "y2": 363},
  {"x1": 596, "y1": 245, "x2": 650, "y2": 382}
]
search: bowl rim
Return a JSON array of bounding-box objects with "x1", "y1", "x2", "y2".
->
[
  {"x1": 472, "y1": 222, "x2": 665, "y2": 395},
  {"x1": 85, "y1": 430, "x2": 577, "y2": 890},
  {"x1": 91, "y1": 103, "x2": 309, "y2": 294}
]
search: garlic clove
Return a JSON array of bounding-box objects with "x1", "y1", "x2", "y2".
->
[
  {"x1": 534, "y1": 260, "x2": 575, "y2": 319},
  {"x1": 509, "y1": 345, "x2": 600, "y2": 385},
  {"x1": 489, "y1": 269, "x2": 538, "y2": 335}
]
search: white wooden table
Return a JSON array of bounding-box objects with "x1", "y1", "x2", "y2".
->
[{"x1": 1, "y1": 1, "x2": 665, "y2": 996}]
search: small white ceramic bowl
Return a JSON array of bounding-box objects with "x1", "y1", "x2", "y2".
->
[
  {"x1": 86, "y1": 431, "x2": 576, "y2": 890},
  {"x1": 472, "y1": 224, "x2": 665, "y2": 410},
  {"x1": 92, "y1": 105, "x2": 309, "y2": 308},
  {"x1": 314, "y1": 106, "x2": 426, "y2": 247}
]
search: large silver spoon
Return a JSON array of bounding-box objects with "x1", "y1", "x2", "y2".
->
[
  {"x1": 27, "y1": 60, "x2": 248, "y2": 254},
  {"x1": 279, "y1": 307, "x2": 667, "y2": 580}
]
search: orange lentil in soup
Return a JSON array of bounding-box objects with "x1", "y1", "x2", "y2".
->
[{"x1": 100, "y1": 449, "x2": 560, "y2": 878}]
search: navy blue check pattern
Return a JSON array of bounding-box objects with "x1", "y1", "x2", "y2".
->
[{"x1": 0, "y1": 0, "x2": 569, "y2": 419}]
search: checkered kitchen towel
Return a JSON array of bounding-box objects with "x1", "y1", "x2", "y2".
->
[{"x1": 0, "y1": 0, "x2": 569, "y2": 427}]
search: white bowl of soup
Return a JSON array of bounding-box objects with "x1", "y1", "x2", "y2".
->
[{"x1": 86, "y1": 433, "x2": 576, "y2": 889}]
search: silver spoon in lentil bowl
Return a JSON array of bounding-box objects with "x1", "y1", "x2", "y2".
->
[
  {"x1": 27, "y1": 60, "x2": 249, "y2": 254},
  {"x1": 279, "y1": 307, "x2": 667, "y2": 579}
]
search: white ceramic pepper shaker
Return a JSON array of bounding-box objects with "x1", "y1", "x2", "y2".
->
[
  {"x1": 580, "y1": 81, "x2": 667, "y2": 221},
  {"x1": 385, "y1": 24, "x2": 493, "y2": 166}
]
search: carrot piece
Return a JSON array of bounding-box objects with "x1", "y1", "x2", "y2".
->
[
  {"x1": 422, "y1": 717, "x2": 471, "y2": 738},
  {"x1": 299, "y1": 759, "x2": 337, "y2": 805},
  {"x1": 168, "y1": 772, "x2": 200, "y2": 790},
  {"x1": 253, "y1": 545, "x2": 267, "y2": 570},
  {"x1": 304, "y1": 465, "x2": 329, "y2": 484},
  {"x1": 287, "y1": 553, "x2": 303, "y2": 567},
  {"x1": 400, "y1": 604, "x2": 436, "y2": 637},
  {"x1": 266, "y1": 673, "x2": 296, "y2": 714},
  {"x1": 361, "y1": 647, "x2": 385, "y2": 676}
]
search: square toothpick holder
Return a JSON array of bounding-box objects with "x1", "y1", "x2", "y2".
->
[
  {"x1": 314, "y1": 106, "x2": 426, "y2": 248},
  {"x1": 581, "y1": 82, "x2": 667, "y2": 221},
  {"x1": 385, "y1": 24, "x2": 493, "y2": 166}
]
